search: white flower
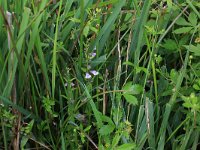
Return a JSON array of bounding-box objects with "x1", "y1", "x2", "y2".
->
[
  {"x1": 90, "y1": 52, "x2": 96, "y2": 57},
  {"x1": 90, "y1": 70, "x2": 99, "y2": 76},
  {"x1": 64, "y1": 82, "x2": 75, "y2": 87},
  {"x1": 71, "y1": 82, "x2": 75, "y2": 87},
  {"x1": 85, "y1": 72, "x2": 92, "y2": 79}
]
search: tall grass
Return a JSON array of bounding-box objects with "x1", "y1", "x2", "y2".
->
[{"x1": 0, "y1": 0, "x2": 200, "y2": 149}]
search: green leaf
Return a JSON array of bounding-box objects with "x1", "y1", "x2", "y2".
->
[
  {"x1": 123, "y1": 94, "x2": 138, "y2": 105},
  {"x1": 175, "y1": 17, "x2": 191, "y2": 26},
  {"x1": 130, "y1": 0, "x2": 151, "y2": 66},
  {"x1": 188, "y1": 12, "x2": 197, "y2": 26},
  {"x1": 170, "y1": 69, "x2": 178, "y2": 83},
  {"x1": 122, "y1": 82, "x2": 143, "y2": 95},
  {"x1": 183, "y1": 102, "x2": 193, "y2": 108},
  {"x1": 99, "y1": 124, "x2": 115, "y2": 136},
  {"x1": 101, "y1": 115, "x2": 114, "y2": 125},
  {"x1": 184, "y1": 44, "x2": 200, "y2": 56},
  {"x1": 116, "y1": 143, "x2": 136, "y2": 150},
  {"x1": 83, "y1": 25, "x2": 90, "y2": 37},
  {"x1": 173, "y1": 27, "x2": 193, "y2": 34},
  {"x1": 90, "y1": 26, "x2": 98, "y2": 34},
  {"x1": 123, "y1": 61, "x2": 134, "y2": 67},
  {"x1": 69, "y1": 17, "x2": 81, "y2": 23},
  {"x1": 84, "y1": 125, "x2": 92, "y2": 132},
  {"x1": 20, "y1": 136, "x2": 29, "y2": 150},
  {"x1": 162, "y1": 39, "x2": 178, "y2": 51},
  {"x1": 111, "y1": 133, "x2": 121, "y2": 148},
  {"x1": 135, "y1": 66, "x2": 148, "y2": 74},
  {"x1": 193, "y1": 84, "x2": 200, "y2": 90}
]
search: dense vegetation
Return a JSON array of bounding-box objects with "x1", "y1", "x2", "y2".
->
[{"x1": 0, "y1": 0, "x2": 200, "y2": 149}]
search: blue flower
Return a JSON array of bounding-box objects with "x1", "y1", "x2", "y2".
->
[
  {"x1": 85, "y1": 72, "x2": 92, "y2": 79},
  {"x1": 90, "y1": 70, "x2": 99, "y2": 76}
]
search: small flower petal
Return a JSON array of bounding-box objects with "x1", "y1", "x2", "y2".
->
[
  {"x1": 85, "y1": 73, "x2": 92, "y2": 79},
  {"x1": 71, "y1": 82, "x2": 75, "y2": 87},
  {"x1": 65, "y1": 82, "x2": 75, "y2": 87},
  {"x1": 90, "y1": 70, "x2": 99, "y2": 76},
  {"x1": 91, "y1": 52, "x2": 96, "y2": 57}
]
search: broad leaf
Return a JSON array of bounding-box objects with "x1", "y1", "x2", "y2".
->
[
  {"x1": 173, "y1": 27, "x2": 193, "y2": 34},
  {"x1": 175, "y1": 17, "x2": 191, "y2": 26},
  {"x1": 116, "y1": 143, "x2": 136, "y2": 150},
  {"x1": 188, "y1": 12, "x2": 197, "y2": 26},
  {"x1": 99, "y1": 124, "x2": 115, "y2": 136},
  {"x1": 162, "y1": 39, "x2": 178, "y2": 51},
  {"x1": 184, "y1": 44, "x2": 200, "y2": 56},
  {"x1": 123, "y1": 94, "x2": 138, "y2": 105},
  {"x1": 122, "y1": 82, "x2": 143, "y2": 95},
  {"x1": 83, "y1": 25, "x2": 90, "y2": 37}
]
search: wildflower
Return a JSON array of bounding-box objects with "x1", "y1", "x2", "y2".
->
[
  {"x1": 89, "y1": 52, "x2": 96, "y2": 59},
  {"x1": 71, "y1": 82, "x2": 75, "y2": 87},
  {"x1": 85, "y1": 72, "x2": 91, "y2": 79},
  {"x1": 75, "y1": 113, "x2": 86, "y2": 122},
  {"x1": 90, "y1": 70, "x2": 99, "y2": 76},
  {"x1": 53, "y1": 122, "x2": 57, "y2": 126},
  {"x1": 64, "y1": 82, "x2": 75, "y2": 87}
]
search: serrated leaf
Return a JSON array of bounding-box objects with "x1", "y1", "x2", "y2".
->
[
  {"x1": 101, "y1": 115, "x2": 114, "y2": 126},
  {"x1": 184, "y1": 44, "x2": 200, "y2": 56},
  {"x1": 170, "y1": 69, "x2": 178, "y2": 83},
  {"x1": 188, "y1": 12, "x2": 197, "y2": 26},
  {"x1": 162, "y1": 39, "x2": 178, "y2": 51},
  {"x1": 122, "y1": 82, "x2": 143, "y2": 95},
  {"x1": 116, "y1": 143, "x2": 136, "y2": 150},
  {"x1": 99, "y1": 124, "x2": 115, "y2": 136},
  {"x1": 111, "y1": 134, "x2": 121, "y2": 148},
  {"x1": 175, "y1": 17, "x2": 191, "y2": 26},
  {"x1": 173, "y1": 27, "x2": 193, "y2": 34},
  {"x1": 179, "y1": 36, "x2": 189, "y2": 46},
  {"x1": 123, "y1": 94, "x2": 138, "y2": 105}
]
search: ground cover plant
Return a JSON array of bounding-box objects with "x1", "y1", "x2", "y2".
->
[{"x1": 0, "y1": 0, "x2": 200, "y2": 149}]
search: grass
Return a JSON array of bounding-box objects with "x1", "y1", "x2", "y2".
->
[{"x1": 0, "y1": 0, "x2": 200, "y2": 149}]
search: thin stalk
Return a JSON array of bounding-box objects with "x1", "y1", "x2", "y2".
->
[
  {"x1": 52, "y1": 0, "x2": 63, "y2": 98},
  {"x1": 79, "y1": 0, "x2": 84, "y2": 67},
  {"x1": 6, "y1": 11, "x2": 20, "y2": 150}
]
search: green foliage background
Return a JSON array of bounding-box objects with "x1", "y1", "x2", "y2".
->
[{"x1": 0, "y1": 0, "x2": 200, "y2": 149}]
